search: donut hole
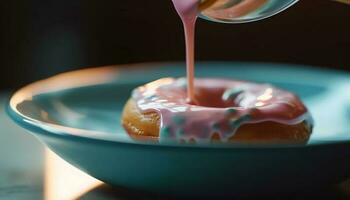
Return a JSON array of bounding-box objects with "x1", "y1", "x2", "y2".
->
[{"x1": 193, "y1": 86, "x2": 238, "y2": 108}]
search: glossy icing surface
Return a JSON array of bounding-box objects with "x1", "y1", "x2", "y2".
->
[{"x1": 132, "y1": 78, "x2": 313, "y2": 142}]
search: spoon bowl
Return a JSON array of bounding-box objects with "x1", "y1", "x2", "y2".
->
[{"x1": 199, "y1": 0, "x2": 298, "y2": 23}]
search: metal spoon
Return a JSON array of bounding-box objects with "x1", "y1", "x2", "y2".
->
[{"x1": 198, "y1": 0, "x2": 299, "y2": 23}]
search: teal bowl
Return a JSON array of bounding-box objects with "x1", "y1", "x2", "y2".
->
[{"x1": 7, "y1": 62, "x2": 350, "y2": 198}]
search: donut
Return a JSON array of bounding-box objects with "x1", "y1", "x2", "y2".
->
[{"x1": 121, "y1": 78, "x2": 313, "y2": 144}]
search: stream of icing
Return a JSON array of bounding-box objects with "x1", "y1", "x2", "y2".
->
[{"x1": 172, "y1": 0, "x2": 199, "y2": 103}]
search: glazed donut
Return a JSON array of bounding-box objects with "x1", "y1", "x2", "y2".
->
[{"x1": 122, "y1": 78, "x2": 313, "y2": 144}]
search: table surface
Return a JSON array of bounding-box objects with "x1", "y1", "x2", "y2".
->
[{"x1": 2, "y1": 93, "x2": 350, "y2": 200}]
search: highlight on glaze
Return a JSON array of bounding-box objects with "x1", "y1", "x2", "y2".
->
[{"x1": 132, "y1": 78, "x2": 313, "y2": 142}]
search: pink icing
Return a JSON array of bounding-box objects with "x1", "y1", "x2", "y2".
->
[{"x1": 132, "y1": 78, "x2": 313, "y2": 142}]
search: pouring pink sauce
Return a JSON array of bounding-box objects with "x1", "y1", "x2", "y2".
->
[
  {"x1": 130, "y1": 0, "x2": 313, "y2": 142},
  {"x1": 171, "y1": 0, "x2": 199, "y2": 104}
]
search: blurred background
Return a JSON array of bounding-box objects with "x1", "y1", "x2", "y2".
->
[
  {"x1": 0, "y1": 0, "x2": 349, "y2": 90},
  {"x1": 0, "y1": 1, "x2": 349, "y2": 199}
]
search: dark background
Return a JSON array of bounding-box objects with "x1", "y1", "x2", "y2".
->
[{"x1": 0, "y1": 0, "x2": 349, "y2": 90}]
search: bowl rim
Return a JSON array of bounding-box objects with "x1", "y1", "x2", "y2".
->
[{"x1": 7, "y1": 61, "x2": 350, "y2": 149}]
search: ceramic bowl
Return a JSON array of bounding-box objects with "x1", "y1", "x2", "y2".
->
[{"x1": 7, "y1": 62, "x2": 350, "y2": 197}]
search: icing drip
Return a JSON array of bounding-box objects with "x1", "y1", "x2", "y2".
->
[{"x1": 132, "y1": 78, "x2": 313, "y2": 143}]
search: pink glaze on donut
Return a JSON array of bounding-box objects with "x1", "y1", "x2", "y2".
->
[{"x1": 132, "y1": 78, "x2": 313, "y2": 143}]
